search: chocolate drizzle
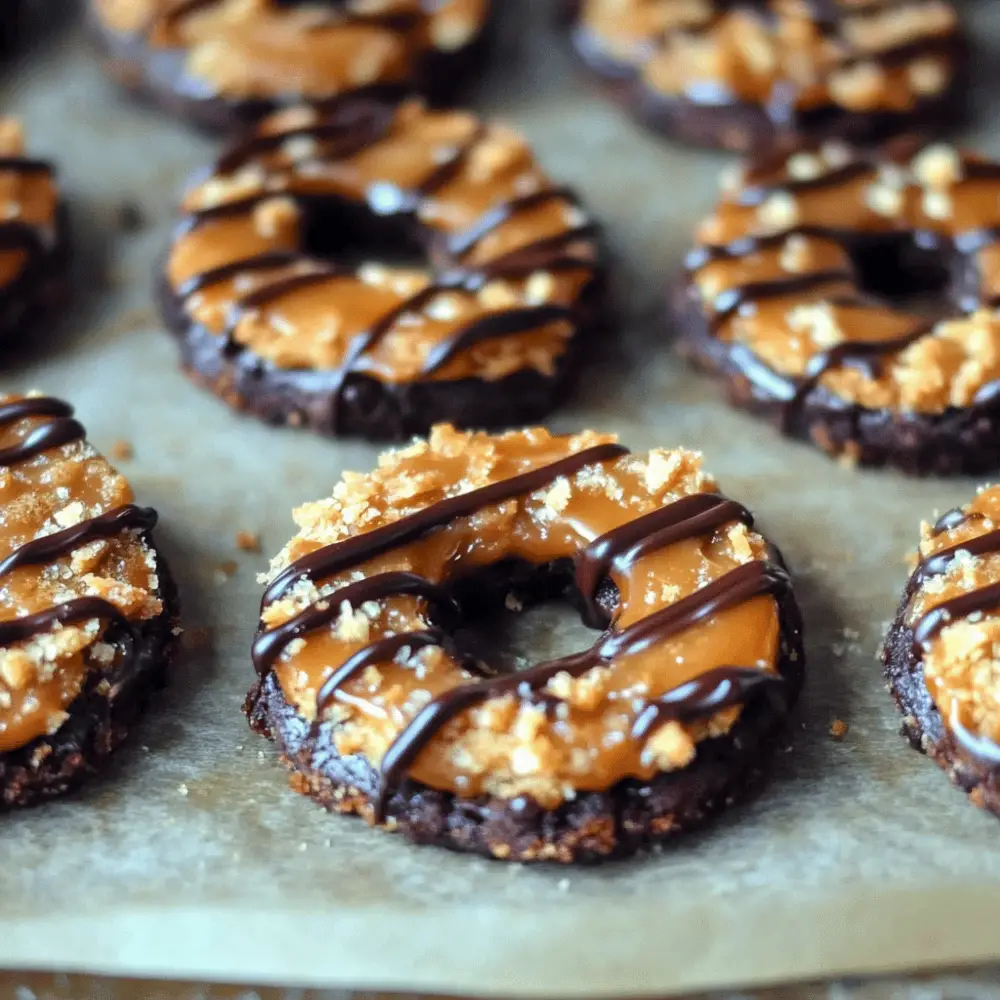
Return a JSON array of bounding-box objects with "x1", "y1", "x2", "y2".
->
[
  {"x1": 0, "y1": 504, "x2": 158, "y2": 579},
  {"x1": 255, "y1": 440, "x2": 792, "y2": 818},
  {"x1": 0, "y1": 397, "x2": 85, "y2": 466},
  {"x1": 0, "y1": 398, "x2": 159, "y2": 661},
  {"x1": 262, "y1": 442, "x2": 630, "y2": 604},
  {"x1": 173, "y1": 103, "x2": 597, "y2": 426}
]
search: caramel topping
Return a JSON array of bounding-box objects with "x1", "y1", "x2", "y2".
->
[
  {"x1": 579, "y1": 0, "x2": 958, "y2": 117},
  {"x1": 0, "y1": 118, "x2": 60, "y2": 293},
  {"x1": 94, "y1": 0, "x2": 490, "y2": 101},
  {"x1": 901, "y1": 487, "x2": 1000, "y2": 763},
  {"x1": 0, "y1": 395, "x2": 163, "y2": 754},
  {"x1": 166, "y1": 100, "x2": 599, "y2": 415},
  {"x1": 255, "y1": 425, "x2": 794, "y2": 810},
  {"x1": 687, "y1": 142, "x2": 1000, "y2": 418}
]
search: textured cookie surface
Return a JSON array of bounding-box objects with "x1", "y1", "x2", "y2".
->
[
  {"x1": 0, "y1": 394, "x2": 177, "y2": 809},
  {"x1": 162, "y1": 100, "x2": 605, "y2": 440},
  {"x1": 884, "y1": 487, "x2": 1000, "y2": 817},
  {"x1": 91, "y1": 0, "x2": 492, "y2": 132},
  {"x1": 675, "y1": 140, "x2": 1000, "y2": 474},
  {"x1": 245, "y1": 425, "x2": 804, "y2": 862},
  {"x1": 566, "y1": 0, "x2": 962, "y2": 150}
]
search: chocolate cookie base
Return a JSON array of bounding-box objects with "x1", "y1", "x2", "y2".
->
[
  {"x1": 563, "y1": 3, "x2": 966, "y2": 152},
  {"x1": 158, "y1": 272, "x2": 609, "y2": 442},
  {"x1": 671, "y1": 280, "x2": 1000, "y2": 476},
  {"x1": 89, "y1": 7, "x2": 496, "y2": 134},
  {"x1": 244, "y1": 559, "x2": 804, "y2": 863},
  {"x1": 883, "y1": 579, "x2": 1000, "y2": 817},
  {"x1": 0, "y1": 546, "x2": 179, "y2": 810}
]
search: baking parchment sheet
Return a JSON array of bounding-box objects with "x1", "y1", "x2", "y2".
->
[{"x1": 6, "y1": 1, "x2": 1000, "y2": 995}]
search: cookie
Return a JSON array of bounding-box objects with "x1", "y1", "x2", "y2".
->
[
  {"x1": 0, "y1": 394, "x2": 178, "y2": 809},
  {"x1": 89, "y1": 0, "x2": 492, "y2": 133},
  {"x1": 673, "y1": 140, "x2": 1000, "y2": 475},
  {"x1": 161, "y1": 100, "x2": 606, "y2": 441},
  {"x1": 883, "y1": 487, "x2": 1000, "y2": 817},
  {"x1": 0, "y1": 119, "x2": 69, "y2": 347},
  {"x1": 244, "y1": 425, "x2": 804, "y2": 862},
  {"x1": 564, "y1": 0, "x2": 963, "y2": 151}
]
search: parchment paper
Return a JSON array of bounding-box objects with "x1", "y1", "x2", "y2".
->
[{"x1": 5, "y1": 1, "x2": 1000, "y2": 995}]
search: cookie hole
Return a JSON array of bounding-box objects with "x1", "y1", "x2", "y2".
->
[
  {"x1": 455, "y1": 600, "x2": 601, "y2": 676},
  {"x1": 448, "y1": 560, "x2": 614, "y2": 676},
  {"x1": 850, "y1": 235, "x2": 953, "y2": 317},
  {"x1": 299, "y1": 195, "x2": 429, "y2": 272}
]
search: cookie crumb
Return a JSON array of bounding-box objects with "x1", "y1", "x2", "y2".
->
[
  {"x1": 830, "y1": 719, "x2": 849, "y2": 740},
  {"x1": 215, "y1": 560, "x2": 239, "y2": 583},
  {"x1": 235, "y1": 530, "x2": 261, "y2": 552},
  {"x1": 182, "y1": 626, "x2": 214, "y2": 652},
  {"x1": 110, "y1": 439, "x2": 133, "y2": 461}
]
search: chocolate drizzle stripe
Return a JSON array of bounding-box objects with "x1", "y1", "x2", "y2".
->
[
  {"x1": 931, "y1": 506, "x2": 971, "y2": 536},
  {"x1": 374, "y1": 559, "x2": 791, "y2": 817},
  {"x1": 420, "y1": 304, "x2": 575, "y2": 376},
  {"x1": 0, "y1": 157, "x2": 53, "y2": 174},
  {"x1": 0, "y1": 397, "x2": 86, "y2": 467},
  {"x1": 447, "y1": 187, "x2": 580, "y2": 258},
  {"x1": 738, "y1": 162, "x2": 874, "y2": 206},
  {"x1": 252, "y1": 571, "x2": 457, "y2": 675},
  {"x1": 0, "y1": 596, "x2": 130, "y2": 648},
  {"x1": 914, "y1": 528, "x2": 1000, "y2": 585},
  {"x1": 708, "y1": 268, "x2": 855, "y2": 327},
  {"x1": 0, "y1": 505, "x2": 158, "y2": 580},
  {"x1": 575, "y1": 493, "x2": 754, "y2": 628},
  {"x1": 262, "y1": 443, "x2": 630, "y2": 605},
  {"x1": 314, "y1": 628, "x2": 450, "y2": 717},
  {"x1": 912, "y1": 581, "x2": 1000, "y2": 650},
  {"x1": 177, "y1": 251, "x2": 301, "y2": 298},
  {"x1": 630, "y1": 666, "x2": 786, "y2": 741},
  {"x1": 215, "y1": 106, "x2": 397, "y2": 176},
  {"x1": 234, "y1": 265, "x2": 348, "y2": 313}
]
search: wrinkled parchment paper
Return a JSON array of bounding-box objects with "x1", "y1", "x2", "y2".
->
[{"x1": 5, "y1": 2, "x2": 1000, "y2": 995}]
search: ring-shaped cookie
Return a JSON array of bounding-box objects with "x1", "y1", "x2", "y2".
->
[
  {"x1": 884, "y1": 488, "x2": 1000, "y2": 818},
  {"x1": 675, "y1": 140, "x2": 1000, "y2": 475},
  {"x1": 90, "y1": 0, "x2": 492, "y2": 132},
  {"x1": 245, "y1": 425, "x2": 804, "y2": 862},
  {"x1": 565, "y1": 0, "x2": 963, "y2": 151},
  {"x1": 162, "y1": 100, "x2": 606, "y2": 440}
]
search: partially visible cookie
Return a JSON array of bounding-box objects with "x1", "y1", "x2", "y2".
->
[
  {"x1": 0, "y1": 119, "x2": 69, "y2": 347},
  {"x1": 674, "y1": 140, "x2": 1000, "y2": 475},
  {"x1": 245, "y1": 424, "x2": 804, "y2": 862},
  {"x1": 90, "y1": 0, "x2": 493, "y2": 133},
  {"x1": 0, "y1": 394, "x2": 178, "y2": 809},
  {"x1": 884, "y1": 487, "x2": 1000, "y2": 817},
  {"x1": 564, "y1": 0, "x2": 963, "y2": 151}
]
